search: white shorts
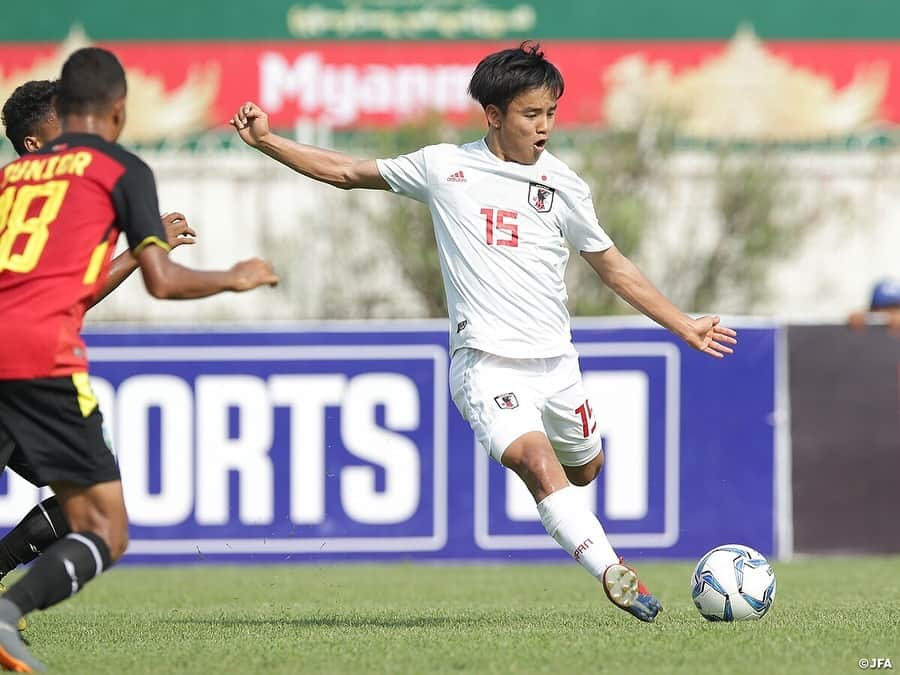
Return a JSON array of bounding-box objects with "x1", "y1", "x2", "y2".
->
[{"x1": 450, "y1": 348, "x2": 602, "y2": 467}]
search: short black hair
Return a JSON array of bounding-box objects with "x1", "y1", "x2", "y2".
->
[
  {"x1": 56, "y1": 47, "x2": 127, "y2": 117},
  {"x1": 2, "y1": 80, "x2": 57, "y2": 156},
  {"x1": 467, "y1": 41, "x2": 565, "y2": 112}
]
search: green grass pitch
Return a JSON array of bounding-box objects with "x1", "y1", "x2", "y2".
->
[{"x1": 12, "y1": 556, "x2": 899, "y2": 674}]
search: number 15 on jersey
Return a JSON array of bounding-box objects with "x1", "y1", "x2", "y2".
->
[{"x1": 480, "y1": 208, "x2": 518, "y2": 247}]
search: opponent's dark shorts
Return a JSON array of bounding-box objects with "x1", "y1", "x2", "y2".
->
[
  {"x1": 0, "y1": 425, "x2": 44, "y2": 486},
  {"x1": 0, "y1": 375, "x2": 119, "y2": 486}
]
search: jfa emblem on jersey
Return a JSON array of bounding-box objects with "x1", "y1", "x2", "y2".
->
[
  {"x1": 494, "y1": 392, "x2": 519, "y2": 409},
  {"x1": 528, "y1": 182, "x2": 555, "y2": 213}
]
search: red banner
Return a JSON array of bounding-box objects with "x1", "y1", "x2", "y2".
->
[{"x1": 2, "y1": 40, "x2": 899, "y2": 136}]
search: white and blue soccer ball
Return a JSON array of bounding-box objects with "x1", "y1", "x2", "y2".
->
[{"x1": 691, "y1": 544, "x2": 776, "y2": 621}]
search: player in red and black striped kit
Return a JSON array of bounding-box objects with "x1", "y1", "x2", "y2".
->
[
  {"x1": 0, "y1": 47, "x2": 278, "y2": 672},
  {"x1": 0, "y1": 78, "x2": 198, "y2": 630}
]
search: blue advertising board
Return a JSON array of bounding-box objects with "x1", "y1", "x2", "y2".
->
[{"x1": 0, "y1": 321, "x2": 784, "y2": 562}]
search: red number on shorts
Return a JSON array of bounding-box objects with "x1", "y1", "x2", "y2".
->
[
  {"x1": 575, "y1": 399, "x2": 597, "y2": 439},
  {"x1": 480, "y1": 208, "x2": 518, "y2": 247}
]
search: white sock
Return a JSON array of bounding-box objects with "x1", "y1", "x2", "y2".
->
[{"x1": 537, "y1": 485, "x2": 618, "y2": 578}]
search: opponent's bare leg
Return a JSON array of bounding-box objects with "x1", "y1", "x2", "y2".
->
[{"x1": 0, "y1": 480, "x2": 129, "y2": 671}]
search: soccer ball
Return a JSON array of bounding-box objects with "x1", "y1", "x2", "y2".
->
[{"x1": 690, "y1": 544, "x2": 776, "y2": 621}]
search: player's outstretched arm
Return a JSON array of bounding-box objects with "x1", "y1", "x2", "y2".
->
[
  {"x1": 582, "y1": 246, "x2": 737, "y2": 358},
  {"x1": 136, "y1": 244, "x2": 278, "y2": 299},
  {"x1": 230, "y1": 101, "x2": 389, "y2": 190},
  {"x1": 88, "y1": 212, "x2": 198, "y2": 307}
]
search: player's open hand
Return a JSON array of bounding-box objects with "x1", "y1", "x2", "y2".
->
[
  {"x1": 685, "y1": 315, "x2": 737, "y2": 358},
  {"x1": 230, "y1": 257, "x2": 279, "y2": 291},
  {"x1": 230, "y1": 102, "x2": 271, "y2": 148},
  {"x1": 160, "y1": 212, "x2": 197, "y2": 249}
]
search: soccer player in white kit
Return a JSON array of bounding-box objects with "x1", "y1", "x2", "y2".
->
[{"x1": 232, "y1": 42, "x2": 737, "y2": 623}]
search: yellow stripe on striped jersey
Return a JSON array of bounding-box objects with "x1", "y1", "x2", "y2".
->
[
  {"x1": 132, "y1": 235, "x2": 171, "y2": 256},
  {"x1": 82, "y1": 241, "x2": 110, "y2": 284}
]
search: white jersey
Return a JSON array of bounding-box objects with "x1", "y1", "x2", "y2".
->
[{"x1": 376, "y1": 139, "x2": 613, "y2": 358}]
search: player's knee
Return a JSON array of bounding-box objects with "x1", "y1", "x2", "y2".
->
[
  {"x1": 520, "y1": 448, "x2": 558, "y2": 480},
  {"x1": 568, "y1": 470, "x2": 596, "y2": 487},
  {"x1": 92, "y1": 521, "x2": 128, "y2": 563},
  {"x1": 565, "y1": 448, "x2": 604, "y2": 486},
  {"x1": 107, "y1": 527, "x2": 129, "y2": 563},
  {"x1": 503, "y1": 442, "x2": 559, "y2": 490},
  {"x1": 96, "y1": 515, "x2": 129, "y2": 562},
  {"x1": 66, "y1": 509, "x2": 129, "y2": 562}
]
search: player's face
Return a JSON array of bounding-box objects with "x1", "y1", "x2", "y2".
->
[{"x1": 492, "y1": 86, "x2": 558, "y2": 165}]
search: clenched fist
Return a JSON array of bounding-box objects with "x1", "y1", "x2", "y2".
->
[{"x1": 230, "y1": 101, "x2": 271, "y2": 149}]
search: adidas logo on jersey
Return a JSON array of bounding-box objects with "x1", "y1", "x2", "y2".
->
[{"x1": 446, "y1": 170, "x2": 467, "y2": 182}]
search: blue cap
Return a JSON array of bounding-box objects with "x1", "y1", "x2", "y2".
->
[{"x1": 870, "y1": 280, "x2": 900, "y2": 310}]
